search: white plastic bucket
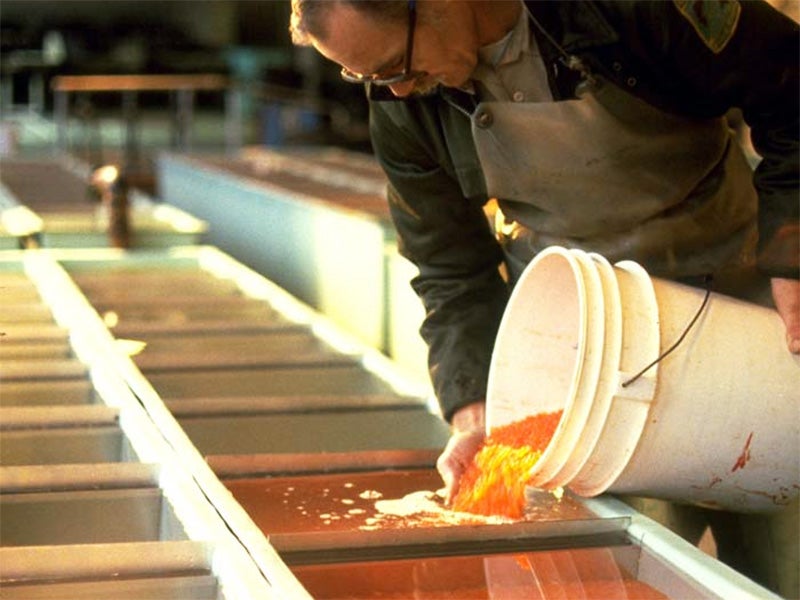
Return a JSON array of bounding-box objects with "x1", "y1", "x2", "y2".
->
[
  {"x1": 546, "y1": 253, "x2": 623, "y2": 489},
  {"x1": 486, "y1": 246, "x2": 800, "y2": 513}
]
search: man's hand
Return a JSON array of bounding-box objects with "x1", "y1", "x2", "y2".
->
[
  {"x1": 772, "y1": 277, "x2": 800, "y2": 354},
  {"x1": 436, "y1": 401, "x2": 486, "y2": 505}
]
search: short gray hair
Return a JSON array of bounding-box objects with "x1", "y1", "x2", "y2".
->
[{"x1": 290, "y1": 0, "x2": 408, "y2": 45}]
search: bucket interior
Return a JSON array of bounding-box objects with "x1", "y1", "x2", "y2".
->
[{"x1": 487, "y1": 248, "x2": 586, "y2": 432}]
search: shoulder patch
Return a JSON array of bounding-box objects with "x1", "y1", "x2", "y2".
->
[{"x1": 673, "y1": 0, "x2": 742, "y2": 54}]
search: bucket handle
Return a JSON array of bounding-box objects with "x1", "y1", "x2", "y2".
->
[{"x1": 621, "y1": 274, "x2": 713, "y2": 388}]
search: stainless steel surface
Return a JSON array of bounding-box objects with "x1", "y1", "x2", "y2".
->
[
  {"x1": 224, "y1": 468, "x2": 624, "y2": 556},
  {"x1": 0, "y1": 487, "x2": 179, "y2": 546},
  {"x1": 147, "y1": 365, "x2": 399, "y2": 399},
  {"x1": 0, "y1": 357, "x2": 88, "y2": 380},
  {"x1": 179, "y1": 408, "x2": 450, "y2": 456},
  {"x1": 0, "y1": 249, "x2": 296, "y2": 597},
  {"x1": 157, "y1": 153, "x2": 394, "y2": 350},
  {"x1": 0, "y1": 574, "x2": 219, "y2": 599},
  {"x1": 1, "y1": 303, "x2": 54, "y2": 323},
  {"x1": 70, "y1": 269, "x2": 241, "y2": 298},
  {"x1": 0, "y1": 239, "x2": 775, "y2": 598},
  {"x1": 166, "y1": 394, "x2": 426, "y2": 418},
  {"x1": 0, "y1": 426, "x2": 129, "y2": 466},
  {"x1": 111, "y1": 316, "x2": 301, "y2": 337},
  {"x1": 131, "y1": 331, "x2": 356, "y2": 372},
  {"x1": 0, "y1": 158, "x2": 207, "y2": 248},
  {"x1": 0, "y1": 323, "x2": 70, "y2": 342},
  {"x1": 0, "y1": 380, "x2": 96, "y2": 406},
  {"x1": 0, "y1": 405, "x2": 118, "y2": 429},
  {"x1": 0, "y1": 541, "x2": 219, "y2": 600},
  {"x1": 291, "y1": 544, "x2": 709, "y2": 600},
  {"x1": 0, "y1": 159, "x2": 93, "y2": 214},
  {"x1": 0, "y1": 540, "x2": 213, "y2": 582},
  {"x1": 208, "y1": 448, "x2": 440, "y2": 478},
  {"x1": 0, "y1": 463, "x2": 159, "y2": 494},
  {"x1": 0, "y1": 265, "x2": 97, "y2": 403},
  {"x1": 0, "y1": 341, "x2": 73, "y2": 359}
]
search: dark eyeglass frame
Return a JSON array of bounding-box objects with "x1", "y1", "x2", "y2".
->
[{"x1": 340, "y1": 0, "x2": 424, "y2": 86}]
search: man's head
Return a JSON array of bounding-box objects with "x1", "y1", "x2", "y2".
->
[
  {"x1": 291, "y1": 1, "x2": 408, "y2": 47},
  {"x1": 289, "y1": 0, "x2": 493, "y2": 97}
]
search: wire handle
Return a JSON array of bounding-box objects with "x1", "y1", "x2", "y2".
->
[{"x1": 621, "y1": 274, "x2": 713, "y2": 388}]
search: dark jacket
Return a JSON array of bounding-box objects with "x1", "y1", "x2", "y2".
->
[{"x1": 367, "y1": 0, "x2": 799, "y2": 421}]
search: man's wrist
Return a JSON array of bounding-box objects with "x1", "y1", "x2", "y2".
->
[{"x1": 451, "y1": 400, "x2": 486, "y2": 433}]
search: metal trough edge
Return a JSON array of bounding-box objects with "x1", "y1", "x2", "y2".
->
[
  {"x1": 0, "y1": 463, "x2": 159, "y2": 493},
  {"x1": 276, "y1": 517, "x2": 631, "y2": 565},
  {"x1": 209, "y1": 449, "x2": 441, "y2": 478},
  {"x1": 0, "y1": 540, "x2": 213, "y2": 583},
  {"x1": 0, "y1": 405, "x2": 119, "y2": 430},
  {"x1": 165, "y1": 394, "x2": 425, "y2": 417}
]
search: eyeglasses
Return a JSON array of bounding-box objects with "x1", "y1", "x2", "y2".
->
[{"x1": 340, "y1": 0, "x2": 425, "y2": 86}]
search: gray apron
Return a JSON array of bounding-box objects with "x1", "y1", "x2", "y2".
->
[{"x1": 470, "y1": 77, "x2": 759, "y2": 288}]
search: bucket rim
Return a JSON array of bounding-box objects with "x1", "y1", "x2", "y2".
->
[
  {"x1": 546, "y1": 251, "x2": 625, "y2": 488},
  {"x1": 529, "y1": 248, "x2": 607, "y2": 486},
  {"x1": 570, "y1": 259, "x2": 660, "y2": 497},
  {"x1": 486, "y1": 246, "x2": 588, "y2": 433}
]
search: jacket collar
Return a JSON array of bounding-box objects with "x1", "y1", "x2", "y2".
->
[{"x1": 522, "y1": 0, "x2": 618, "y2": 54}]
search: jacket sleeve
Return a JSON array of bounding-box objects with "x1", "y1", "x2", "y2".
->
[
  {"x1": 593, "y1": 0, "x2": 799, "y2": 278},
  {"x1": 369, "y1": 97, "x2": 509, "y2": 422}
]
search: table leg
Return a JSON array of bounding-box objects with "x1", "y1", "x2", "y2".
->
[
  {"x1": 175, "y1": 89, "x2": 194, "y2": 151},
  {"x1": 121, "y1": 90, "x2": 139, "y2": 172},
  {"x1": 1, "y1": 73, "x2": 14, "y2": 115},
  {"x1": 225, "y1": 86, "x2": 243, "y2": 154},
  {"x1": 29, "y1": 71, "x2": 45, "y2": 114},
  {"x1": 54, "y1": 90, "x2": 69, "y2": 154}
]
